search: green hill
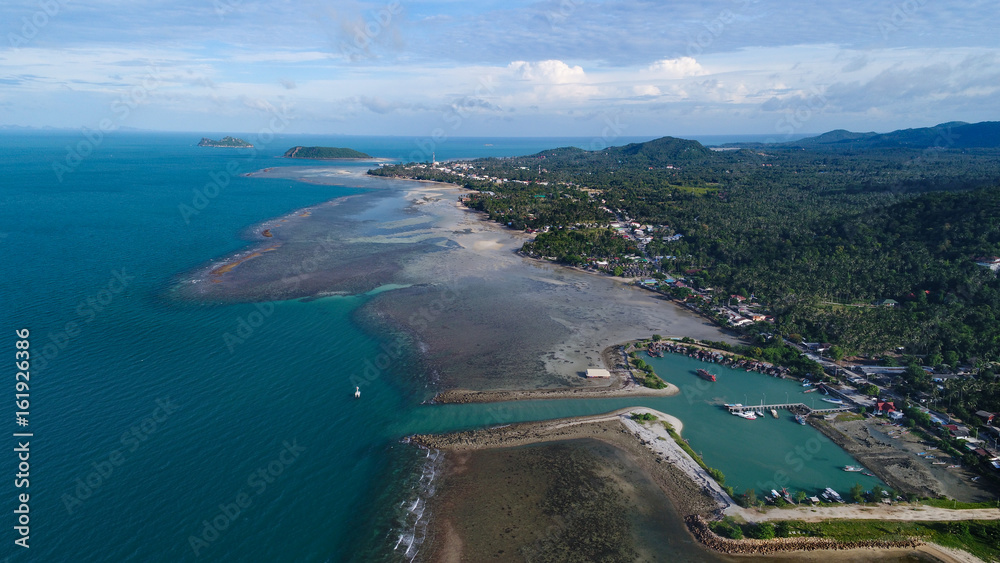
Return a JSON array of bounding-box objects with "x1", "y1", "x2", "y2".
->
[{"x1": 283, "y1": 146, "x2": 372, "y2": 159}]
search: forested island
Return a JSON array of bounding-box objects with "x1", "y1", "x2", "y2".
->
[
  {"x1": 283, "y1": 146, "x2": 371, "y2": 159},
  {"x1": 370, "y1": 122, "x2": 1000, "y2": 420},
  {"x1": 197, "y1": 136, "x2": 253, "y2": 147}
]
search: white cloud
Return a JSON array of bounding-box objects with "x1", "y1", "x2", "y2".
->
[
  {"x1": 508, "y1": 60, "x2": 586, "y2": 83},
  {"x1": 645, "y1": 57, "x2": 706, "y2": 78},
  {"x1": 632, "y1": 85, "x2": 661, "y2": 97}
]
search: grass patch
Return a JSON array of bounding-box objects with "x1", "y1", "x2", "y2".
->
[
  {"x1": 834, "y1": 412, "x2": 864, "y2": 422},
  {"x1": 920, "y1": 498, "x2": 1000, "y2": 510},
  {"x1": 639, "y1": 371, "x2": 668, "y2": 389},
  {"x1": 629, "y1": 357, "x2": 668, "y2": 389},
  {"x1": 631, "y1": 412, "x2": 658, "y2": 423},
  {"x1": 777, "y1": 519, "x2": 1000, "y2": 561}
]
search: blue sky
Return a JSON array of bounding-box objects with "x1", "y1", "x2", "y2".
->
[{"x1": 2, "y1": 0, "x2": 998, "y2": 136}]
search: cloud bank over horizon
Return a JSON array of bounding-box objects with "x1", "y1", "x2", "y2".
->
[{"x1": 2, "y1": 0, "x2": 998, "y2": 137}]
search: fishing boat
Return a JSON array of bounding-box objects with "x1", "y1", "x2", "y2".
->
[
  {"x1": 723, "y1": 403, "x2": 743, "y2": 408},
  {"x1": 795, "y1": 414, "x2": 807, "y2": 425},
  {"x1": 843, "y1": 465, "x2": 863, "y2": 472},
  {"x1": 821, "y1": 397, "x2": 844, "y2": 405},
  {"x1": 696, "y1": 368, "x2": 717, "y2": 382},
  {"x1": 781, "y1": 488, "x2": 794, "y2": 504},
  {"x1": 802, "y1": 381, "x2": 812, "y2": 387},
  {"x1": 803, "y1": 388, "x2": 818, "y2": 393},
  {"x1": 947, "y1": 465, "x2": 960, "y2": 469},
  {"x1": 823, "y1": 487, "x2": 844, "y2": 503},
  {"x1": 862, "y1": 472, "x2": 875, "y2": 477},
  {"x1": 770, "y1": 409, "x2": 779, "y2": 418},
  {"x1": 734, "y1": 411, "x2": 757, "y2": 420}
]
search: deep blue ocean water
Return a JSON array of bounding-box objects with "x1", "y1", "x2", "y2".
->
[{"x1": 1, "y1": 131, "x2": 861, "y2": 562}]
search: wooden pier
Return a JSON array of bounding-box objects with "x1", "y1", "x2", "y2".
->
[{"x1": 726, "y1": 402, "x2": 851, "y2": 415}]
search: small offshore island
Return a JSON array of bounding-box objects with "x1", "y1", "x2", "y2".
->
[
  {"x1": 283, "y1": 146, "x2": 371, "y2": 159},
  {"x1": 197, "y1": 136, "x2": 253, "y2": 147}
]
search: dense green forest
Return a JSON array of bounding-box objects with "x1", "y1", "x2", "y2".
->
[
  {"x1": 283, "y1": 146, "x2": 371, "y2": 159},
  {"x1": 369, "y1": 126, "x2": 1000, "y2": 375}
]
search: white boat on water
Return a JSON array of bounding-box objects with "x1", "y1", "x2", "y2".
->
[
  {"x1": 734, "y1": 411, "x2": 757, "y2": 420},
  {"x1": 770, "y1": 409, "x2": 779, "y2": 418},
  {"x1": 823, "y1": 487, "x2": 844, "y2": 503}
]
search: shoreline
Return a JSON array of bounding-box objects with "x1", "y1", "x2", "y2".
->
[
  {"x1": 410, "y1": 407, "x2": 726, "y2": 521},
  {"x1": 431, "y1": 343, "x2": 680, "y2": 403},
  {"x1": 412, "y1": 408, "x2": 990, "y2": 562},
  {"x1": 223, "y1": 166, "x2": 987, "y2": 562}
]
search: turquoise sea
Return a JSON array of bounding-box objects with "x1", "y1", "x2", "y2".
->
[{"x1": 1, "y1": 131, "x2": 872, "y2": 562}]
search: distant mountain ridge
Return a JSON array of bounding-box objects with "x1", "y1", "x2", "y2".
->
[{"x1": 782, "y1": 121, "x2": 1000, "y2": 149}]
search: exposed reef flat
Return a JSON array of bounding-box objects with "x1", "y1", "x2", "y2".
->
[
  {"x1": 176, "y1": 166, "x2": 740, "y2": 393},
  {"x1": 414, "y1": 409, "x2": 948, "y2": 562}
]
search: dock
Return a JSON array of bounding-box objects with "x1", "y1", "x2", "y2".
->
[{"x1": 726, "y1": 402, "x2": 851, "y2": 416}]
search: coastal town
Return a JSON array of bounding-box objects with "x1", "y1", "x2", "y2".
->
[{"x1": 373, "y1": 155, "x2": 1000, "y2": 561}]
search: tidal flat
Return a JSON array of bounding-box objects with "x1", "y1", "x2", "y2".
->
[
  {"x1": 424, "y1": 438, "x2": 719, "y2": 563},
  {"x1": 176, "y1": 166, "x2": 738, "y2": 394}
]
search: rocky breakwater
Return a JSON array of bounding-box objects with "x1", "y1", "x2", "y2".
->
[{"x1": 685, "y1": 515, "x2": 924, "y2": 555}]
